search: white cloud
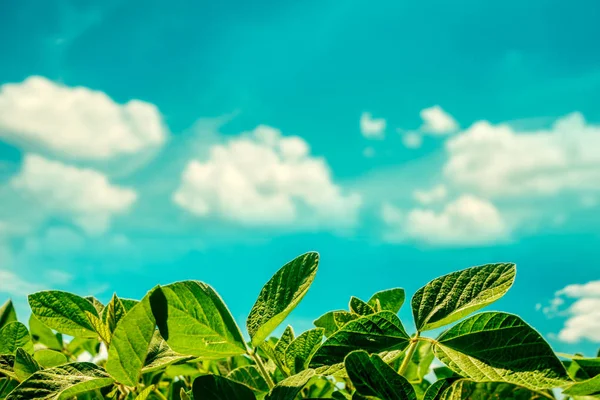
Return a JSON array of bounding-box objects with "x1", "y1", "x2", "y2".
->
[
  {"x1": 546, "y1": 280, "x2": 600, "y2": 343},
  {"x1": 0, "y1": 76, "x2": 166, "y2": 160},
  {"x1": 401, "y1": 131, "x2": 423, "y2": 149},
  {"x1": 382, "y1": 195, "x2": 508, "y2": 246},
  {"x1": 173, "y1": 125, "x2": 361, "y2": 228},
  {"x1": 445, "y1": 112, "x2": 600, "y2": 198},
  {"x1": 413, "y1": 184, "x2": 447, "y2": 205},
  {"x1": 11, "y1": 154, "x2": 137, "y2": 234},
  {"x1": 360, "y1": 112, "x2": 386, "y2": 139},
  {"x1": 0, "y1": 269, "x2": 41, "y2": 297},
  {"x1": 420, "y1": 105, "x2": 458, "y2": 134}
]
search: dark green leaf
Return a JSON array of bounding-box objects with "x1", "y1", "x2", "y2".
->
[
  {"x1": 284, "y1": 328, "x2": 323, "y2": 374},
  {"x1": 0, "y1": 323, "x2": 32, "y2": 355},
  {"x1": 192, "y1": 374, "x2": 256, "y2": 400},
  {"x1": 412, "y1": 263, "x2": 516, "y2": 331},
  {"x1": 423, "y1": 379, "x2": 454, "y2": 400},
  {"x1": 247, "y1": 252, "x2": 319, "y2": 347},
  {"x1": 142, "y1": 331, "x2": 191, "y2": 373},
  {"x1": 314, "y1": 311, "x2": 339, "y2": 337},
  {"x1": 227, "y1": 365, "x2": 269, "y2": 394},
  {"x1": 0, "y1": 354, "x2": 15, "y2": 379},
  {"x1": 333, "y1": 311, "x2": 358, "y2": 328},
  {"x1": 349, "y1": 297, "x2": 375, "y2": 316},
  {"x1": 0, "y1": 301, "x2": 17, "y2": 330},
  {"x1": 265, "y1": 369, "x2": 315, "y2": 400},
  {"x1": 368, "y1": 289, "x2": 405, "y2": 314},
  {"x1": 438, "y1": 379, "x2": 550, "y2": 400}
]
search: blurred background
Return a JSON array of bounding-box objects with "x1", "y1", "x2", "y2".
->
[{"x1": 0, "y1": 0, "x2": 599, "y2": 356}]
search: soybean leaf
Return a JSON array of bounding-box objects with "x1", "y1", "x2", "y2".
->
[
  {"x1": 28, "y1": 291, "x2": 99, "y2": 338},
  {"x1": 33, "y1": 349, "x2": 67, "y2": 368},
  {"x1": 571, "y1": 357, "x2": 600, "y2": 379},
  {"x1": 227, "y1": 365, "x2": 269, "y2": 394},
  {"x1": 345, "y1": 350, "x2": 416, "y2": 400},
  {"x1": 0, "y1": 301, "x2": 17, "y2": 329},
  {"x1": 151, "y1": 281, "x2": 247, "y2": 358},
  {"x1": 563, "y1": 375, "x2": 600, "y2": 397},
  {"x1": 192, "y1": 374, "x2": 256, "y2": 400},
  {"x1": 265, "y1": 369, "x2": 315, "y2": 400},
  {"x1": 247, "y1": 252, "x2": 319, "y2": 347},
  {"x1": 333, "y1": 311, "x2": 358, "y2": 328},
  {"x1": 434, "y1": 312, "x2": 570, "y2": 390},
  {"x1": 368, "y1": 288, "x2": 406, "y2": 314},
  {"x1": 0, "y1": 354, "x2": 16, "y2": 380},
  {"x1": 438, "y1": 379, "x2": 550, "y2": 400},
  {"x1": 84, "y1": 312, "x2": 111, "y2": 345},
  {"x1": 142, "y1": 331, "x2": 191, "y2": 373},
  {"x1": 284, "y1": 328, "x2": 324, "y2": 374},
  {"x1": 106, "y1": 290, "x2": 156, "y2": 386},
  {"x1": 274, "y1": 325, "x2": 295, "y2": 363},
  {"x1": 349, "y1": 297, "x2": 375, "y2": 316},
  {"x1": 6, "y1": 362, "x2": 114, "y2": 400},
  {"x1": 133, "y1": 385, "x2": 155, "y2": 400},
  {"x1": 180, "y1": 388, "x2": 192, "y2": 400},
  {"x1": 101, "y1": 294, "x2": 126, "y2": 335},
  {"x1": 0, "y1": 322, "x2": 32, "y2": 355},
  {"x1": 394, "y1": 341, "x2": 434, "y2": 383},
  {"x1": 314, "y1": 311, "x2": 339, "y2": 337},
  {"x1": 119, "y1": 298, "x2": 139, "y2": 312},
  {"x1": 85, "y1": 297, "x2": 104, "y2": 316},
  {"x1": 310, "y1": 311, "x2": 410, "y2": 367},
  {"x1": 29, "y1": 315, "x2": 62, "y2": 351},
  {"x1": 423, "y1": 379, "x2": 455, "y2": 400},
  {"x1": 14, "y1": 348, "x2": 41, "y2": 381},
  {"x1": 412, "y1": 263, "x2": 516, "y2": 331}
]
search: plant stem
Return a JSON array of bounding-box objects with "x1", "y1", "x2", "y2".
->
[
  {"x1": 250, "y1": 349, "x2": 275, "y2": 389},
  {"x1": 154, "y1": 388, "x2": 169, "y2": 400},
  {"x1": 398, "y1": 332, "x2": 420, "y2": 376}
]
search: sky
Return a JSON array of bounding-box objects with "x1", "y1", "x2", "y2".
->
[{"x1": 0, "y1": 0, "x2": 599, "y2": 356}]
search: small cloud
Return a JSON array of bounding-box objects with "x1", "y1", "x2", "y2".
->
[
  {"x1": 45, "y1": 270, "x2": 73, "y2": 285},
  {"x1": 413, "y1": 184, "x2": 447, "y2": 205},
  {"x1": 0, "y1": 269, "x2": 41, "y2": 297},
  {"x1": 401, "y1": 131, "x2": 423, "y2": 149},
  {"x1": 360, "y1": 112, "x2": 386, "y2": 139},
  {"x1": 420, "y1": 105, "x2": 458, "y2": 134},
  {"x1": 363, "y1": 147, "x2": 375, "y2": 158}
]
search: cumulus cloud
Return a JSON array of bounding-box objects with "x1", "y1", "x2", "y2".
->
[
  {"x1": 545, "y1": 280, "x2": 600, "y2": 343},
  {"x1": 382, "y1": 195, "x2": 508, "y2": 245},
  {"x1": 413, "y1": 184, "x2": 447, "y2": 205},
  {"x1": 444, "y1": 112, "x2": 600, "y2": 198},
  {"x1": 401, "y1": 131, "x2": 423, "y2": 149},
  {"x1": 420, "y1": 105, "x2": 458, "y2": 134},
  {"x1": 173, "y1": 125, "x2": 361, "y2": 228},
  {"x1": 360, "y1": 112, "x2": 386, "y2": 139},
  {"x1": 11, "y1": 154, "x2": 137, "y2": 234},
  {"x1": 0, "y1": 76, "x2": 166, "y2": 160}
]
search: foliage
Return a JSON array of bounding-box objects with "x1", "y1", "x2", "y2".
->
[{"x1": 0, "y1": 252, "x2": 596, "y2": 399}]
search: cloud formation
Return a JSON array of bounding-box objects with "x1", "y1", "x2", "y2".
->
[
  {"x1": 420, "y1": 105, "x2": 458, "y2": 134},
  {"x1": 11, "y1": 154, "x2": 137, "y2": 234},
  {"x1": 174, "y1": 125, "x2": 361, "y2": 228},
  {"x1": 0, "y1": 76, "x2": 166, "y2": 161},
  {"x1": 360, "y1": 112, "x2": 386, "y2": 139}
]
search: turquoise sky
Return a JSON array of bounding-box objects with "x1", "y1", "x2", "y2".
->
[{"x1": 0, "y1": 0, "x2": 599, "y2": 356}]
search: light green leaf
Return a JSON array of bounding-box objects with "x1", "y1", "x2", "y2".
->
[
  {"x1": 310, "y1": 311, "x2": 410, "y2": 367},
  {"x1": 368, "y1": 288, "x2": 405, "y2": 314},
  {"x1": 412, "y1": 263, "x2": 516, "y2": 331},
  {"x1": 563, "y1": 375, "x2": 600, "y2": 397},
  {"x1": 434, "y1": 312, "x2": 570, "y2": 390},
  {"x1": 227, "y1": 365, "x2": 269, "y2": 394},
  {"x1": 151, "y1": 281, "x2": 247, "y2": 358},
  {"x1": 85, "y1": 297, "x2": 104, "y2": 316},
  {"x1": 33, "y1": 349, "x2": 68, "y2": 368},
  {"x1": 0, "y1": 300, "x2": 17, "y2": 330},
  {"x1": 101, "y1": 294, "x2": 126, "y2": 335},
  {"x1": 180, "y1": 388, "x2": 192, "y2": 400},
  {"x1": 133, "y1": 385, "x2": 155, "y2": 400},
  {"x1": 314, "y1": 311, "x2": 339, "y2": 337},
  {"x1": 438, "y1": 379, "x2": 549, "y2": 400},
  {"x1": 284, "y1": 328, "x2": 324, "y2": 374},
  {"x1": 192, "y1": 374, "x2": 257, "y2": 400},
  {"x1": 28, "y1": 291, "x2": 99, "y2": 338},
  {"x1": 29, "y1": 315, "x2": 62, "y2": 351},
  {"x1": 0, "y1": 322, "x2": 32, "y2": 355},
  {"x1": 345, "y1": 350, "x2": 416, "y2": 400},
  {"x1": 14, "y1": 348, "x2": 41, "y2": 381},
  {"x1": 142, "y1": 330, "x2": 191, "y2": 373},
  {"x1": 85, "y1": 312, "x2": 111, "y2": 345},
  {"x1": 6, "y1": 362, "x2": 114, "y2": 400},
  {"x1": 349, "y1": 297, "x2": 375, "y2": 316},
  {"x1": 265, "y1": 369, "x2": 315, "y2": 400},
  {"x1": 247, "y1": 252, "x2": 319, "y2": 347},
  {"x1": 106, "y1": 291, "x2": 156, "y2": 386}
]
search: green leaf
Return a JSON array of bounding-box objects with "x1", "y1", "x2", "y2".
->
[
  {"x1": 395, "y1": 341, "x2": 434, "y2": 383},
  {"x1": 101, "y1": 294, "x2": 126, "y2": 335},
  {"x1": 571, "y1": 357, "x2": 600, "y2": 379},
  {"x1": 314, "y1": 311, "x2": 339, "y2": 337},
  {"x1": 0, "y1": 354, "x2": 16, "y2": 379},
  {"x1": 29, "y1": 315, "x2": 62, "y2": 351},
  {"x1": 333, "y1": 311, "x2": 358, "y2": 328},
  {"x1": 563, "y1": 375, "x2": 600, "y2": 397},
  {"x1": 247, "y1": 252, "x2": 319, "y2": 347},
  {"x1": 284, "y1": 328, "x2": 324, "y2": 374},
  {"x1": 412, "y1": 263, "x2": 516, "y2": 331},
  {"x1": 133, "y1": 385, "x2": 155, "y2": 400},
  {"x1": 84, "y1": 312, "x2": 111, "y2": 345},
  {"x1": 368, "y1": 288, "x2": 405, "y2": 314},
  {"x1": 437, "y1": 379, "x2": 549, "y2": 400},
  {"x1": 192, "y1": 374, "x2": 257, "y2": 400},
  {"x1": 274, "y1": 325, "x2": 295, "y2": 363},
  {"x1": 119, "y1": 298, "x2": 139, "y2": 312},
  {"x1": 180, "y1": 388, "x2": 192, "y2": 400},
  {"x1": 105, "y1": 290, "x2": 156, "y2": 386},
  {"x1": 349, "y1": 297, "x2": 375, "y2": 316},
  {"x1": 434, "y1": 312, "x2": 570, "y2": 390},
  {"x1": 5, "y1": 362, "x2": 114, "y2": 400},
  {"x1": 310, "y1": 311, "x2": 410, "y2": 367},
  {"x1": 0, "y1": 301, "x2": 17, "y2": 330},
  {"x1": 0, "y1": 322, "x2": 32, "y2": 355},
  {"x1": 33, "y1": 349, "x2": 67, "y2": 368},
  {"x1": 85, "y1": 297, "x2": 104, "y2": 316},
  {"x1": 423, "y1": 379, "x2": 454, "y2": 400},
  {"x1": 142, "y1": 331, "x2": 191, "y2": 373},
  {"x1": 227, "y1": 365, "x2": 269, "y2": 394},
  {"x1": 14, "y1": 348, "x2": 41, "y2": 381},
  {"x1": 265, "y1": 369, "x2": 315, "y2": 400},
  {"x1": 28, "y1": 291, "x2": 99, "y2": 338},
  {"x1": 151, "y1": 281, "x2": 247, "y2": 359},
  {"x1": 345, "y1": 350, "x2": 416, "y2": 400}
]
